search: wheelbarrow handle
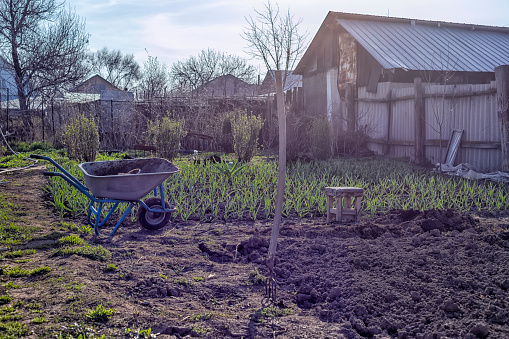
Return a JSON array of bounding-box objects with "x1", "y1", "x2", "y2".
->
[
  {"x1": 42, "y1": 171, "x2": 57, "y2": 176},
  {"x1": 30, "y1": 154, "x2": 89, "y2": 193}
]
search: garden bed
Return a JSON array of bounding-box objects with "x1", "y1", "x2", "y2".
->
[{"x1": 0, "y1": 161, "x2": 508, "y2": 338}]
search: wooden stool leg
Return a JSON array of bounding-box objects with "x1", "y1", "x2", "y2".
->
[
  {"x1": 355, "y1": 196, "x2": 362, "y2": 222},
  {"x1": 336, "y1": 196, "x2": 342, "y2": 222},
  {"x1": 327, "y1": 195, "x2": 333, "y2": 223}
]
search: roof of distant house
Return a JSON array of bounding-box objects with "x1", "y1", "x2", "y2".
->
[{"x1": 259, "y1": 70, "x2": 302, "y2": 95}]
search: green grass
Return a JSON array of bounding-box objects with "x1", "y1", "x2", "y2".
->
[
  {"x1": 0, "y1": 295, "x2": 12, "y2": 305},
  {"x1": 105, "y1": 264, "x2": 118, "y2": 272},
  {"x1": 0, "y1": 154, "x2": 32, "y2": 169},
  {"x1": 0, "y1": 191, "x2": 36, "y2": 246},
  {"x1": 2, "y1": 265, "x2": 51, "y2": 277},
  {"x1": 32, "y1": 316, "x2": 49, "y2": 324},
  {"x1": 57, "y1": 234, "x2": 86, "y2": 247},
  {"x1": 52, "y1": 245, "x2": 111, "y2": 262},
  {"x1": 85, "y1": 304, "x2": 116, "y2": 323},
  {"x1": 2, "y1": 249, "x2": 36, "y2": 259},
  {"x1": 0, "y1": 321, "x2": 28, "y2": 338}
]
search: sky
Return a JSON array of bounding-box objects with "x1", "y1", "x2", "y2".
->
[{"x1": 67, "y1": 0, "x2": 509, "y2": 75}]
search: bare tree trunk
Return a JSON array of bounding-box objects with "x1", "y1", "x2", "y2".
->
[{"x1": 267, "y1": 70, "x2": 286, "y2": 272}]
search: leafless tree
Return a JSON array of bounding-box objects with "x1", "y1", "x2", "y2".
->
[
  {"x1": 242, "y1": 0, "x2": 307, "y2": 294},
  {"x1": 420, "y1": 48, "x2": 459, "y2": 168},
  {"x1": 170, "y1": 48, "x2": 257, "y2": 94},
  {"x1": 138, "y1": 54, "x2": 169, "y2": 100},
  {"x1": 0, "y1": 0, "x2": 89, "y2": 113},
  {"x1": 87, "y1": 47, "x2": 141, "y2": 90}
]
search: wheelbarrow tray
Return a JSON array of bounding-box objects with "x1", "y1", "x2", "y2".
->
[{"x1": 78, "y1": 158, "x2": 179, "y2": 201}]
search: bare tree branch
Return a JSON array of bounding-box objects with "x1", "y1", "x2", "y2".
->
[
  {"x1": 170, "y1": 48, "x2": 256, "y2": 94},
  {"x1": 0, "y1": 0, "x2": 89, "y2": 112}
]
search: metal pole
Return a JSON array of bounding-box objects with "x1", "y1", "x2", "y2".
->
[
  {"x1": 111, "y1": 99, "x2": 114, "y2": 147},
  {"x1": 51, "y1": 100, "x2": 55, "y2": 142},
  {"x1": 41, "y1": 98, "x2": 45, "y2": 142},
  {"x1": 6, "y1": 88, "x2": 8, "y2": 132}
]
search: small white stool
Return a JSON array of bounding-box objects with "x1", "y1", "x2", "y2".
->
[{"x1": 324, "y1": 187, "x2": 364, "y2": 223}]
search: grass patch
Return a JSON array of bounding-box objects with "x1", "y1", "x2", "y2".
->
[
  {"x1": 2, "y1": 249, "x2": 36, "y2": 259},
  {"x1": 0, "y1": 294, "x2": 12, "y2": 305},
  {"x1": 0, "y1": 223, "x2": 35, "y2": 246},
  {"x1": 105, "y1": 264, "x2": 118, "y2": 272},
  {"x1": 57, "y1": 234, "x2": 86, "y2": 247},
  {"x1": 52, "y1": 245, "x2": 111, "y2": 261},
  {"x1": 0, "y1": 321, "x2": 28, "y2": 337},
  {"x1": 2, "y1": 265, "x2": 51, "y2": 277},
  {"x1": 189, "y1": 312, "x2": 213, "y2": 322},
  {"x1": 0, "y1": 154, "x2": 32, "y2": 169},
  {"x1": 2, "y1": 282, "x2": 21, "y2": 289},
  {"x1": 85, "y1": 304, "x2": 116, "y2": 323},
  {"x1": 32, "y1": 316, "x2": 49, "y2": 324}
]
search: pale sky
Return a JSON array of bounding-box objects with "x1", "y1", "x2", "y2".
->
[{"x1": 67, "y1": 0, "x2": 509, "y2": 74}]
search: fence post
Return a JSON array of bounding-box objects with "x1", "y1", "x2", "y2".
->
[
  {"x1": 495, "y1": 65, "x2": 509, "y2": 171},
  {"x1": 384, "y1": 89, "x2": 392, "y2": 155},
  {"x1": 6, "y1": 88, "x2": 9, "y2": 132},
  {"x1": 414, "y1": 77, "x2": 425, "y2": 164}
]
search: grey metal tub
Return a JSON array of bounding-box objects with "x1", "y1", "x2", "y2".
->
[{"x1": 78, "y1": 158, "x2": 180, "y2": 201}]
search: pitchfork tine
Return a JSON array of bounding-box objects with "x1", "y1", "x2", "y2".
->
[{"x1": 265, "y1": 269, "x2": 277, "y2": 301}]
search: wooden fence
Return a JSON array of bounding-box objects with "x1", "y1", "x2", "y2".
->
[{"x1": 355, "y1": 81, "x2": 500, "y2": 171}]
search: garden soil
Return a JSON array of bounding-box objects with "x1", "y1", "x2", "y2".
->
[{"x1": 1, "y1": 166, "x2": 509, "y2": 338}]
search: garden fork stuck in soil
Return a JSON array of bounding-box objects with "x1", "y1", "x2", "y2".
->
[{"x1": 265, "y1": 263, "x2": 277, "y2": 301}]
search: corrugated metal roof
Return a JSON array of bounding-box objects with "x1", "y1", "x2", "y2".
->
[{"x1": 338, "y1": 18, "x2": 509, "y2": 72}]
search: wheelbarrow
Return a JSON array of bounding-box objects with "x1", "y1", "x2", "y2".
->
[{"x1": 30, "y1": 154, "x2": 180, "y2": 236}]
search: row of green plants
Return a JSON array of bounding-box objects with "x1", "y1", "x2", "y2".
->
[
  {"x1": 42, "y1": 151, "x2": 509, "y2": 222},
  {"x1": 60, "y1": 111, "x2": 263, "y2": 163}
]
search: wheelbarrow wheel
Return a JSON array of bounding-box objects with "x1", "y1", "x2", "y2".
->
[{"x1": 138, "y1": 197, "x2": 172, "y2": 230}]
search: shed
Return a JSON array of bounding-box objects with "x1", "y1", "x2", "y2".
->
[{"x1": 294, "y1": 12, "x2": 509, "y2": 171}]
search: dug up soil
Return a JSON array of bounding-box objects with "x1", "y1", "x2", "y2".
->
[{"x1": 1, "y1": 167, "x2": 509, "y2": 338}]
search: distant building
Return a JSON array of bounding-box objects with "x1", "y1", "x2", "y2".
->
[
  {"x1": 258, "y1": 70, "x2": 302, "y2": 95},
  {"x1": 67, "y1": 74, "x2": 134, "y2": 102},
  {"x1": 193, "y1": 74, "x2": 258, "y2": 97},
  {"x1": 0, "y1": 56, "x2": 24, "y2": 103}
]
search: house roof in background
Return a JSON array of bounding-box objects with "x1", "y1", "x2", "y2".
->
[
  {"x1": 259, "y1": 70, "x2": 302, "y2": 95},
  {"x1": 295, "y1": 11, "x2": 509, "y2": 74},
  {"x1": 69, "y1": 74, "x2": 120, "y2": 93}
]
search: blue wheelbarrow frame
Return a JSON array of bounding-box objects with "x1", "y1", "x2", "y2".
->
[{"x1": 31, "y1": 154, "x2": 179, "y2": 236}]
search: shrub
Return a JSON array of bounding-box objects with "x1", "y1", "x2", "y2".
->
[
  {"x1": 62, "y1": 114, "x2": 100, "y2": 162},
  {"x1": 231, "y1": 112, "x2": 263, "y2": 162},
  {"x1": 148, "y1": 117, "x2": 185, "y2": 160},
  {"x1": 310, "y1": 116, "x2": 331, "y2": 160}
]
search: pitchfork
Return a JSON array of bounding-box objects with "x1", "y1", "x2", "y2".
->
[{"x1": 265, "y1": 261, "x2": 277, "y2": 301}]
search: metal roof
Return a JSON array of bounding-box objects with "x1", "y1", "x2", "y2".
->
[{"x1": 337, "y1": 18, "x2": 509, "y2": 73}]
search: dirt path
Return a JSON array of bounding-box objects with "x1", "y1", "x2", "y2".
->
[{"x1": 1, "y1": 167, "x2": 508, "y2": 338}]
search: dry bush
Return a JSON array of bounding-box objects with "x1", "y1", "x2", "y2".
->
[{"x1": 61, "y1": 114, "x2": 100, "y2": 162}]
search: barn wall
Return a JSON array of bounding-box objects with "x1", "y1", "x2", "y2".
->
[{"x1": 302, "y1": 72, "x2": 328, "y2": 116}]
